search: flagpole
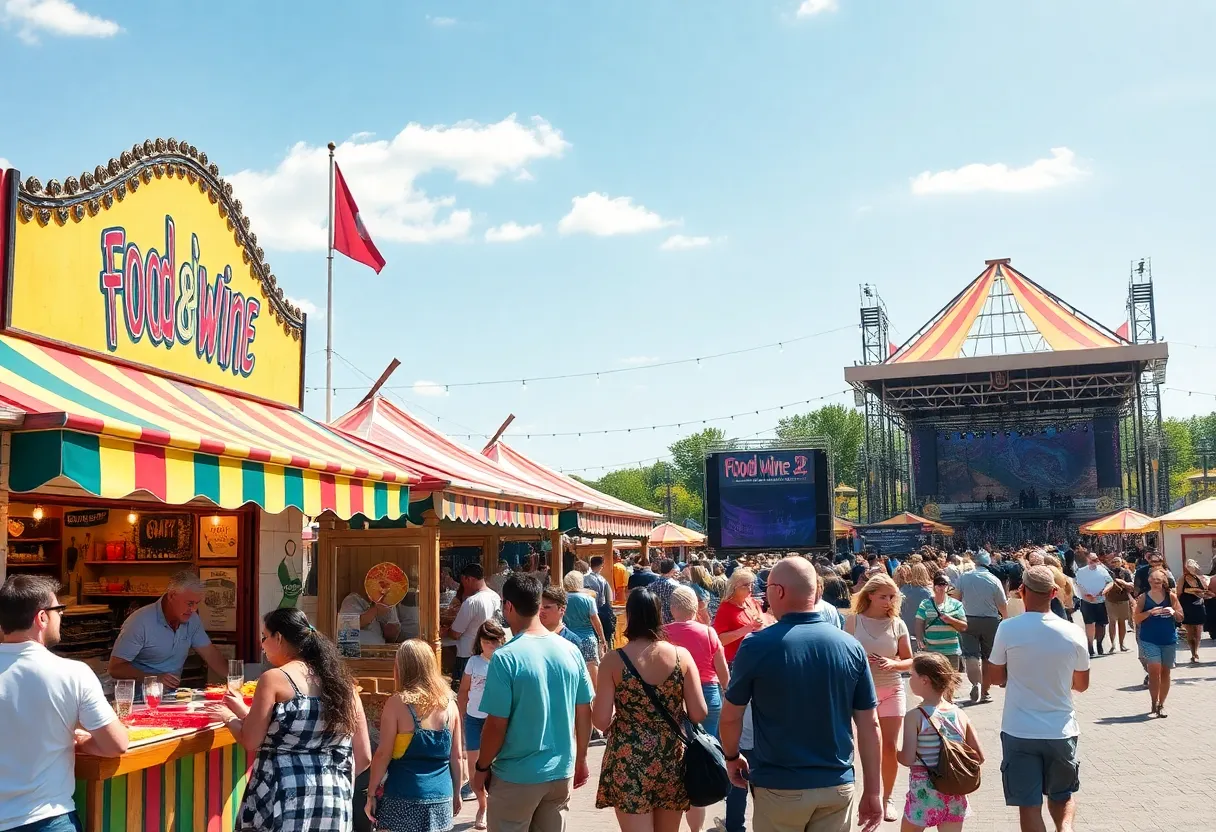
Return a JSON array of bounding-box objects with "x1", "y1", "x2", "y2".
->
[{"x1": 325, "y1": 141, "x2": 336, "y2": 423}]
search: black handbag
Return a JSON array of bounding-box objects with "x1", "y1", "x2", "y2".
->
[{"x1": 617, "y1": 649, "x2": 732, "y2": 807}]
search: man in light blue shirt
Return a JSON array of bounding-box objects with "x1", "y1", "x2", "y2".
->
[
  {"x1": 109, "y1": 571, "x2": 228, "y2": 690},
  {"x1": 956, "y1": 552, "x2": 1008, "y2": 704},
  {"x1": 473, "y1": 573, "x2": 593, "y2": 832}
]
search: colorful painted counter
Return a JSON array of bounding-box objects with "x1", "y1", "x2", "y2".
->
[{"x1": 74, "y1": 727, "x2": 249, "y2": 832}]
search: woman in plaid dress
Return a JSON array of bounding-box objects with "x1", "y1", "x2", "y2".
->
[{"x1": 213, "y1": 609, "x2": 372, "y2": 831}]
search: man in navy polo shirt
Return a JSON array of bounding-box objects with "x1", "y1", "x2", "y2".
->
[{"x1": 721, "y1": 556, "x2": 882, "y2": 832}]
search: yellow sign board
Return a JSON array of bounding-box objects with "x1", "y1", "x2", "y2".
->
[{"x1": 6, "y1": 146, "x2": 305, "y2": 407}]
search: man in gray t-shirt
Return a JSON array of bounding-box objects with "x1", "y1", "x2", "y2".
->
[{"x1": 956, "y1": 552, "x2": 1007, "y2": 703}]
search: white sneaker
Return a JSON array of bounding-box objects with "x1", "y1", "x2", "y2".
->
[
  {"x1": 969, "y1": 683, "x2": 980, "y2": 704},
  {"x1": 711, "y1": 819, "x2": 727, "y2": 832}
]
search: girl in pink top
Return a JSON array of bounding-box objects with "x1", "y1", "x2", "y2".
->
[{"x1": 665, "y1": 585, "x2": 730, "y2": 832}]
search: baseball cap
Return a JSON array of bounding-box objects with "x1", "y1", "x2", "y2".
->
[
  {"x1": 976, "y1": 551, "x2": 992, "y2": 566},
  {"x1": 1023, "y1": 565, "x2": 1056, "y2": 594}
]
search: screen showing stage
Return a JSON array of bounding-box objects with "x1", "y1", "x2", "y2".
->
[
  {"x1": 705, "y1": 449, "x2": 832, "y2": 550},
  {"x1": 928, "y1": 425, "x2": 1098, "y2": 503}
]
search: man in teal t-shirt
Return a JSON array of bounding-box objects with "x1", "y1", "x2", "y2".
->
[{"x1": 473, "y1": 573, "x2": 593, "y2": 832}]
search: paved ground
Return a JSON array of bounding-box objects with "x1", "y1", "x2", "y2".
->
[{"x1": 452, "y1": 630, "x2": 1216, "y2": 831}]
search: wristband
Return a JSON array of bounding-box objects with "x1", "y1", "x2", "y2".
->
[
  {"x1": 724, "y1": 752, "x2": 741, "y2": 762},
  {"x1": 475, "y1": 761, "x2": 493, "y2": 773}
]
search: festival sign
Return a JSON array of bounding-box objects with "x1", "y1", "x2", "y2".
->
[{"x1": 2, "y1": 139, "x2": 306, "y2": 407}]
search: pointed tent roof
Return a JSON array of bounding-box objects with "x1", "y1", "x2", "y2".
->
[
  {"x1": 889, "y1": 259, "x2": 1126, "y2": 364},
  {"x1": 1079, "y1": 508, "x2": 1157, "y2": 534},
  {"x1": 649, "y1": 521, "x2": 707, "y2": 546},
  {"x1": 484, "y1": 441, "x2": 659, "y2": 538},
  {"x1": 332, "y1": 397, "x2": 566, "y2": 529}
]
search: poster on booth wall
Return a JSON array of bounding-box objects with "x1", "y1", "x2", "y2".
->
[
  {"x1": 201, "y1": 516, "x2": 239, "y2": 559},
  {"x1": 200, "y1": 567, "x2": 238, "y2": 631}
]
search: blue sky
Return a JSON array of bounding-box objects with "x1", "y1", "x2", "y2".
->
[{"x1": 3, "y1": 0, "x2": 1215, "y2": 476}]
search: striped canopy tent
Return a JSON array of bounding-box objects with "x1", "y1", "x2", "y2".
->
[
  {"x1": 649, "y1": 521, "x2": 707, "y2": 547},
  {"x1": 878, "y1": 511, "x2": 955, "y2": 536},
  {"x1": 888, "y1": 259, "x2": 1126, "y2": 364},
  {"x1": 1080, "y1": 508, "x2": 1157, "y2": 535},
  {"x1": 331, "y1": 397, "x2": 565, "y2": 529},
  {"x1": 483, "y1": 441, "x2": 659, "y2": 539},
  {"x1": 0, "y1": 336, "x2": 429, "y2": 519}
]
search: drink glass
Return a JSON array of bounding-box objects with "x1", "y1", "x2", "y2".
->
[
  {"x1": 114, "y1": 679, "x2": 135, "y2": 720},
  {"x1": 227, "y1": 660, "x2": 244, "y2": 696},
  {"x1": 143, "y1": 676, "x2": 163, "y2": 711}
]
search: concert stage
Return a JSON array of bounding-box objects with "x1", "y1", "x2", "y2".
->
[{"x1": 845, "y1": 258, "x2": 1169, "y2": 545}]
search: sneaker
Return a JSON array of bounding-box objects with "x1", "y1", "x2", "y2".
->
[
  {"x1": 969, "y1": 683, "x2": 980, "y2": 704},
  {"x1": 460, "y1": 782, "x2": 475, "y2": 801}
]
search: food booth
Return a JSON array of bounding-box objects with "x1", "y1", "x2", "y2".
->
[
  {"x1": 315, "y1": 396, "x2": 570, "y2": 691},
  {"x1": 0, "y1": 141, "x2": 420, "y2": 831},
  {"x1": 1157, "y1": 497, "x2": 1216, "y2": 578}
]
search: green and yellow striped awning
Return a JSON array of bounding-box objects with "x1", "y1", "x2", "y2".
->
[{"x1": 0, "y1": 335, "x2": 429, "y2": 519}]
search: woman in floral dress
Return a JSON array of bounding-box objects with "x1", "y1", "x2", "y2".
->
[{"x1": 594, "y1": 587, "x2": 708, "y2": 832}]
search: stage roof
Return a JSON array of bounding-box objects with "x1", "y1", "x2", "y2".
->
[{"x1": 890, "y1": 259, "x2": 1126, "y2": 364}]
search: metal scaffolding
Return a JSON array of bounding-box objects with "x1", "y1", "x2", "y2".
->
[
  {"x1": 1126, "y1": 258, "x2": 1169, "y2": 513},
  {"x1": 856, "y1": 286, "x2": 909, "y2": 523}
]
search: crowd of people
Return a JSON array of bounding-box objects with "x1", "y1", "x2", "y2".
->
[{"x1": 0, "y1": 535, "x2": 1203, "y2": 832}]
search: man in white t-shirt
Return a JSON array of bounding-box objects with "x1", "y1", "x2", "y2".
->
[
  {"x1": 987, "y1": 565, "x2": 1090, "y2": 832},
  {"x1": 1, "y1": 575, "x2": 129, "y2": 832},
  {"x1": 1074, "y1": 552, "x2": 1113, "y2": 657},
  {"x1": 447, "y1": 563, "x2": 501, "y2": 683}
]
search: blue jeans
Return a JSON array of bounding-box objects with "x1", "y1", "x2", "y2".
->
[
  {"x1": 702, "y1": 682, "x2": 722, "y2": 738},
  {"x1": 724, "y1": 780, "x2": 748, "y2": 832},
  {"x1": 9, "y1": 814, "x2": 83, "y2": 832}
]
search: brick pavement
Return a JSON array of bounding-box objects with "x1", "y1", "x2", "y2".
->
[{"x1": 452, "y1": 633, "x2": 1216, "y2": 831}]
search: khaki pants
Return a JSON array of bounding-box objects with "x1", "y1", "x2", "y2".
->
[
  {"x1": 487, "y1": 776, "x2": 571, "y2": 832},
  {"x1": 752, "y1": 784, "x2": 855, "y2": 832}
]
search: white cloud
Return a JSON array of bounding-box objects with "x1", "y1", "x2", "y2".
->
[
  {"x1": 227, "y1": 115, "x2": 569, "y2": 250},
  {"x1": 557, "y1": 192, "x2": 676, "y2": 237},
  {"x1": 515, "y1": 169, "x2": 535, "y2": 182},
  {"x1": 285, "y1": 296, "x2": 318, "y2": 317},
  {"x1": 485, "y1": 222, "x2": 542, "y2": 243},
  {"x1": 427, "y1": 15, "x2": 457, "y2": 26},
  {"x1": 797, "y1": 0, "x2": 838, "y2": 17},
  {"x1": 0, "y1": 157, "x2": 11, "y2": 170},
  {"x1": 660, "y1": 234, "x2": 712, "y2": 251},
  {"x1": 412, "y1": 380, "x2": 449, "y2": 397},
  {"x1": 3, "y1": 0, "x2": 120, "y2": 44},
  {"x1": 910, "y1": 147, "x2": 1085, "y2": 195},
  {"x1": 620, "y1": 356, "x2": 660, "y2": 366}
]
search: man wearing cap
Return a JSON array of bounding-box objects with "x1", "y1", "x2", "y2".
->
[
  {"x1": 955, "y1": 550, "x2": 1007, "y2": 704},
  {"x1": 987, "y1": 565, "x2": 1089, "y2": 832}
]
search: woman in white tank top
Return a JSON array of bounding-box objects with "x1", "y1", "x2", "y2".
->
[{"x1": 847, "y1": 574, "x2": 913, "y2": 822}]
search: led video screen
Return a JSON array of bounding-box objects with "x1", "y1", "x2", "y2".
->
[
  {"x1": 706, "y1": 448, "x2": 832, "y2": 550},
  {"x1": 933, "y1": 425, "x2": 1098, "y2": 503}
]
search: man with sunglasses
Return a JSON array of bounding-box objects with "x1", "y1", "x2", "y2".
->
[
  {"x1": 1, "y1": 575, "x2": 129, "y2": 832},
  {"x1": 109, "y1": 571, "x2": 229, "y2": 691}
]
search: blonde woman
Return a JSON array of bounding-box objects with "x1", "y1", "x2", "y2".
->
[
  {"x1": 688, "y1": 564, "x2": 717, "y2": 622},
  {"x1": 366, "y1": 640, "x2": 464, "y2": 831},
  {"x1": 847, "y1": 575, "x2": 913, "y2": 822},
  {"x1": 899, "y1": 564, "x2": 934, "y2": 651},
  {"x1": 712, "y1": 568, "x2": 771, "y2": 664}
]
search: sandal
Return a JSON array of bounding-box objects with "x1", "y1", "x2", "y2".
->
[
  {"x1": 474, "y1": 811, "x2": 487, "y2": 830},
  {"x1": 884, "y1": 798, "x2": 899, "y2": 822},
  {"x1": 1157, "y1": 706, "x2": 1168, "y2": 718}
]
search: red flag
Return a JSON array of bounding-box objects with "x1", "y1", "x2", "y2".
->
[
  {"x1": 1115, "y1": 321, "x2": 1130, "y2": 341},
  {"x1": 332, "y1": 163, "x2": 385, "y2": 273},
  {"x1": 888, "y1": 341, "x2": 898, "y2": 357}
]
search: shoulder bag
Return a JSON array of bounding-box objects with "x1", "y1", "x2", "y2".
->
[
  {"x1": 617, "y1": 649, "x2": 731, "y2": 806},
  {"x1": 914, "y1": 707, "x2": 982, "y2": 795}
]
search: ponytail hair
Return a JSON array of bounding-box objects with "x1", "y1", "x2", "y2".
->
[{"x1": 263, "y1": 608, "x2": 358, "y2": 735}]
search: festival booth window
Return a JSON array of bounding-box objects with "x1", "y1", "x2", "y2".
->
[{"x1": 0, "y1": 143, "x2": 417, "y2": 832}]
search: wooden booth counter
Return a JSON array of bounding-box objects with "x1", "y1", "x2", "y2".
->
[{"x1": 74, "y1": 726, "x2": 249, "y2": 832}]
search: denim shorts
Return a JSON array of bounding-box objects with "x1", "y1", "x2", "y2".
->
[
  {"x1": 1139, "y1": 641, "x2": 1177, "y2": 668},
  {"x1": 8, "y1": 813, "x2": 83, "y2": 832},
  {"x1": 465, "y1": 714, "x2": 486, "y2": 751}
]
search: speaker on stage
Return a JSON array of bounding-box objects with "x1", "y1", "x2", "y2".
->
[{"x1": 1094, "y1": 417, "x2": 1121, "y2": 489}]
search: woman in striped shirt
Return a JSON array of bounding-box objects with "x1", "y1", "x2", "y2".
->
[
  {"x1": 915, "y1": 572, "x2": 968, "y2": 671},
  {"x1": 897, "y1": 653, "x2": 985, "y2": 831}
]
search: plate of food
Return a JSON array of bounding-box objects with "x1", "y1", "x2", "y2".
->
[{"x1": 364, "y1": 563, "x2": 409, "y2": 607}]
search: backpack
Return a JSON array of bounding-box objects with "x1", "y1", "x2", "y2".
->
[
  {"x1": 617, "y1": 649, "x2": 732, "y2": 807},
  {"x1": 915, "y1": 707, "x2": 982, "y2": 796}
]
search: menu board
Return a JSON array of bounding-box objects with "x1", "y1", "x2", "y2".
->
[
  {"x1": 200, "y1": 516, "x2": 239, "y2": 559},
  {"x1": 200, "y1": 567, "x2": 238, "y2": 631},
  {"x1": 137, "y1": 513, "x2": 193, "y2": 558}
]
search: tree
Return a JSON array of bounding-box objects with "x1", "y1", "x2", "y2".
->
[
  {"x1": 775, "y1": 403, "x2": 865, "y2": 487},
  {"x1": 575, "y1": 468, "x2": 660, "y2": 513},
  {"x1": 1163, "y1": 418, "x2": 1195, "y2": 501},
  {"x1": 668, "y1": 428, "x2": 727, "y2": 502}
]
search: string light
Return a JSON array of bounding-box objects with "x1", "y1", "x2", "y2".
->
[
  {"x1": 440, "y1": 390, "x2": 851, "y2": 440},
  {"x1": 31, "y1": 505, "x2": 44, "y2": 522},
  {"x1": 127, "y1": 510, "x2": 138, "y2": 525},
  {"x1": 308, "y1": 324, "x2": 854, "y2": 393}
]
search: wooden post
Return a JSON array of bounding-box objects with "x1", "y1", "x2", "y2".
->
[
  {"x1": 549, "y1": 529, "x2": 562, "y2": 586},
  {"x1": 421, "y1": 511, "x2": 442, "y2": 660},
  {"x1": 639, "y1": 538, "x2": 649, "y2": 566},
  {"x1": 483, "y1": 533, "x2": 501, "y2": 577}
]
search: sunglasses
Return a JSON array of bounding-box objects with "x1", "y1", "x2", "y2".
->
[{"x1": 42, "y1": 605, "x2": 68, "y2": 615}]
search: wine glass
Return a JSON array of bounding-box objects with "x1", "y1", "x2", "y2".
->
[
  {"x1": 227, "y1": 660, "x2": 244, "y2": 696},
  {"x1": 114, "y1": 680, "x2": 135, "y2": 720},
  {"x1": 143, "y1": 676, "x2": 163, "y2": 711}
]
